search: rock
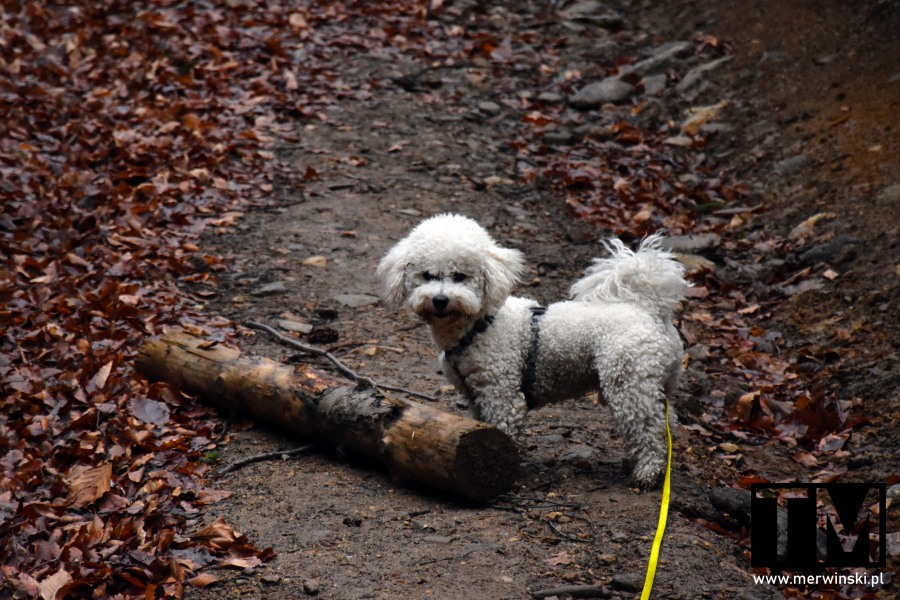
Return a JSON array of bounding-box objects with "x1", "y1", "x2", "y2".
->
[
  {"x1": 537, "y1": 91, "x2": 564, "y2": 103},
  {"x1": 661, "y1": 232, "x2": 721, "y2": 253},
  {"x1": 559, "y1": 0, "x2": 623, "y2": 29},
  {"x1": 598, "y1": 553, "x2": 618, "y2": 564},
  {"x1": 663, "y1": 135, "x2": 694, "y2": 147},
  {"x1": 251, "y1": 281, "x2": 289, "y2": 296},
  {"x1": 569, "y1": 77, "x2": 634, "y2": 108},
  {"x1": 278, "y1": 319, "x2": 313, "y2": 334},
  {"x1": 334, "y1": 293, "x2": 380, "y2": 308},
  {"x1": 609, "y1": 530, "x2": 629, "y2": 542},
  {"x1": 477, "y1": 101, "x2": 501, "y2": 114},
  {"x1": 676, "y1": 56, "x2": 732, "y2": 92},
  {"x1": 772, "y1": 154, "x2": 809, "y2": 175},
  {"x1": 611, "y1": 573, "x2": 644, "y2": 592},
  {"x1": 796, "y1": 234, "x2": 860, "y2": 266},
  {"x1": 628, "y1": 41, "x2": 693, "y2": 76},
  {"x1": 574, "y1": 123, "x2": 616, "y2": 141},
  {"x1": 543, "y1": 128, "x2": 574, "y2": 145},
  {"x1": 875, "y1": 183, "x2": 900, "y2": 206},
  {"x1": 260, "y1": 574, "x2": 282, "y2": 585},
  {"x1": 302, "y1": 255, "x2": 328, "y2": 268},
  {"x1": 397, "y1": 208, "x2": 421, "y2": 216},
  {"x1": 642, "y1": 73, "x2": 667, "y2": 95},
  {"x1": 423, "y1": 535, "x2": 454, "y2": 544},
  {"x1": 303, "y1": 578, "x2": 320, "y2": 595},
  {"x1": 559, "y1": 444, "x2": 596, "y2": 470}
]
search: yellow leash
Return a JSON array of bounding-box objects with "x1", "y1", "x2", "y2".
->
[{"x1": 640, "y1": 399, "x2": 672, "y2": 600}]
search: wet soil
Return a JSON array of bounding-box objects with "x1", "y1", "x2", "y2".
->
[{"x1": 186, "y1": 1, "x2": 899, "y2": 598}]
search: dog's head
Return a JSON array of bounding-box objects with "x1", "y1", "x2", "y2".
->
[{"x1": 377, "y1": 214, "x2": 525, "y2": 331}]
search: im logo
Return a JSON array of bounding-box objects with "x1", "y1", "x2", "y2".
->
[{"x1": 751, "y1": 483, "x2": 886, "y2": 568}]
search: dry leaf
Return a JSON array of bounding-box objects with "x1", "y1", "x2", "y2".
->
[
  {"x1": 38, "y1": 568, "x2": 72, "y2": 600},
  {"x1": 67, "y1": 463, "x2": 112, "y2": 508}
]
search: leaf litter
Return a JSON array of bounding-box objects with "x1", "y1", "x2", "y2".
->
[{"x1": 1, "y1": 0, "x2": 890, "y2": 598}]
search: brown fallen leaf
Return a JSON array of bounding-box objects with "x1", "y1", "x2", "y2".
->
[
  {"x1": 188, "y1": 573, "x2": 219, "y2": 589},
  {"x1": 67, "y1": 463, "x2": 113, "y2": 508},
  {"x1": 38, "y1": 568, "x2": 72, "y2": 600}
]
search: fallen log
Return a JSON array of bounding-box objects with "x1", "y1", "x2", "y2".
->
[{"x1": 135, "y1": 331, "x2": 520, "y2": 502}]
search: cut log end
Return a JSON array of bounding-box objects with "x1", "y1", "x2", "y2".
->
[{"x1": 454, "y1": 427, "x2": 521, "y2": 502}]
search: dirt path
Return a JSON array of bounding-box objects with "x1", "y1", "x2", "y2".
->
[{"x1": 186, "y1": 2, "x2": 898, "y2": 599}]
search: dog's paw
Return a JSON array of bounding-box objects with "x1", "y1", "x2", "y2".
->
[{"x1": 629, "y1": 461, "x2": 664, "y2": 490}]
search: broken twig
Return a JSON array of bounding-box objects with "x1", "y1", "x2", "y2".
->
[
  {"x1": 218, "y1": 443, "x2": 316, "y2": 476},
  {"x1": 244, "y1": 320, "x2": 436, "y2": 402}
]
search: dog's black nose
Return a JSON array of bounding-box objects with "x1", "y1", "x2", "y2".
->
[{"x1": 432, "y1": 295, "x2": 450, "y2": 311}]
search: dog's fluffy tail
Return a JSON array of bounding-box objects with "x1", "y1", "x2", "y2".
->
[{"x1": 570, "y1": 233, "x2": 687, "y2": 317}]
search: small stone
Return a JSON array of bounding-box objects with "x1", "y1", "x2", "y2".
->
[
  {"x1": 611, "y1": 573, "x2": 644, "y2": 592},
  {"x1": 303, "y1": 578, "x2": 320, "y2": 595},
  {"x1": 772, "y1": 154, "x2": 809, "y2": 175},
  {"x1": 559, "y1": 444, "x2": 596, "y2": 470},
  {"x1": 251, "y1": 281, "x2": 289, "y2": 296},
  {"x1": 676, "y1": 56, "x2": 733, "y2": 92},
  {"x1": 875, "y1": 183, "x2": 900, "y2": 206},
  {"x1": 569, "y1": 77, "x2": 634, "y2": 108},
  {"x1": 663, "y1": 135, "x2": 694, "y2": 147},
  {"x1": 423, "y1": 535, "x2": 453, "y2": 544},
  {"x1": 661, "y1": 232, "x2": 721, "y2": 253},
  {"x1": 398, "y1": 208, "x2": 421, "y2": 216},
  {"x1": 598, "y1": 553, "x2": 618, "y2": 564},
  {"x1": 477, "y1": 101, "x2": 502, "y2": 114},
  {"x1": 334, "y1": 293, "x2": 380, "y2": 308},
  {"x1": 537, "y1": 91, "x2": 564, "y2": 103},
  {"x1": 629, "y1": 41, "x2": 693, "y2": 76},
  {"x1": 543, "y1": 128, "x2": 574, "y2": 145},
  {"x1": 609, "y1": 530, "x2": 629, "y2": 542},
  {"x1": 302, "y1": 255, "x2": 328, "y2": 268},
  {"x1": 261, "y1": 574, "x2": 282, "y2": 585},
  {"x1": 278, "y1": 319, "x2": 313, "y2": 334},
  {"x1": 642, "y1": 73, "x2": 667, "y2": 95}
]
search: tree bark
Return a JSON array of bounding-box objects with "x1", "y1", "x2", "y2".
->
[{"x1": 135, "y1": 331, "x2": 520, "y2": 502}]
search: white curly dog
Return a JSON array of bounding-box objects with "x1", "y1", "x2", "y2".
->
[{"x1": 377, "y1": 214, "x2": 687, "y2": 487}]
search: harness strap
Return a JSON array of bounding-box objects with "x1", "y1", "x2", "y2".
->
[{"x1": 521, "y1": 305, "x2": 546, "y2": 407}]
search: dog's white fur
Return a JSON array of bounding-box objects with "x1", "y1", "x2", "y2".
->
[{"x1": 377, "y1": 214, "x2": 687, "y2": 487}]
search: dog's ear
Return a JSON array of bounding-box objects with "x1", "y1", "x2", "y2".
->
[
  {"x1": 483, "y1": 246, "x2": 525, "y2": 309},
  {"x1": 376, "y1": 246, "x2": 409, "y2": 305}
]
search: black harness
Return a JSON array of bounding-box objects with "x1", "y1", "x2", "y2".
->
[{"x1": 444, "y1": 306, "x2": 546, "y2": 409}]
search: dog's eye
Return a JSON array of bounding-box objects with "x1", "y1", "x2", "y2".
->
[
  {"x1": 451, "y1": 272, "x2": 468, "y2": 283},
  {"x1": 422, "y1": 271, "x2": 438, "y2": 281}
]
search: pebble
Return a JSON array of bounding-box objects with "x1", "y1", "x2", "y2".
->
[
  {"x1": 559, "y1": 444, "x2": 596, "y2": 469},
  {"x1": 796, "y1": 235, "x2": 859, "y2": 266},
  {"x1": 543, "y1": 128, "x2": 574, "y2": 145},
  {"x1": 772, "y1": 154, "x2": 809, "y2": 175},
  {"x1": 662, "y1": 232, "x2": 721, "y2": 253},
  {"x1": 663, "y1": 135, "x2": 694, "y2": 147},
  {"x1": 303, "y1": 578, "x2": 320, "y2": 595},
  {"x1": 334, "y1": 293, "x2": 380, "y2": 308},
  {"x1": 628, "y1": 41, "x2": 693, "y2": 76},
  {"x1": 251, "y1": 281, "x2": 289, "y2": 296},
  {"x1": 598, "y1": 553, "x2": 618, "y2": 564},
  {"x1": 477, "y1": 101, "x2": 502, "y2": 114},
  {"x1": 676, "y1": 56, "x2": 732, "y2": 92},
  {"x1": 278, "y1": 319, "x2": 313, "y2": 334},
  {"x1": 302, "y1": 255, "x2": 328, "y2": 268},
  {"x1": 260, "y1": 574, "x2": 282, "y2": 585},
  {"x1": 642, "y1": 73, "x2": 668, "y2": 95},
  {"x1": 611, "y1": 573, "x2": 644, "y2": 592},
  {"x1": 875, "y1": 183, "x2": 900, "y2": 206},
  {"x1": 569, "y1": 77, "x2": 634, "y2": 108},
  {"x1": 537, "y1": 91, "x2": 565, "y2": 103}
]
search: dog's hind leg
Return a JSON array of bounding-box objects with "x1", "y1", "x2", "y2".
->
[{"x1": 595, "y1": 348, "x2": 671, "y2": 488}]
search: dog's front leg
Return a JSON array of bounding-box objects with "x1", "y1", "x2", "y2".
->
[{"x1": 470, "y1": 387, "x2": 529, "y2": 441}]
